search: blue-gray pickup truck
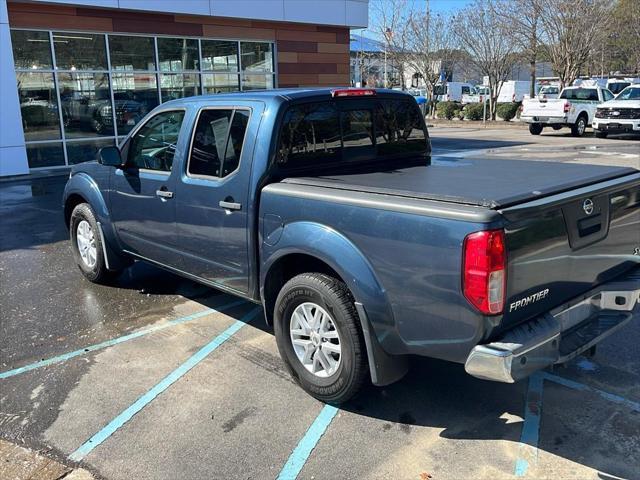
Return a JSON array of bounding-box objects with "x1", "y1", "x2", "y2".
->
[{"x1": 63, "y1": 88, "x2": 640, "y2": 403}]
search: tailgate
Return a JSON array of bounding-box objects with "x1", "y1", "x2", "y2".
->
[
  {"x1": 498, "y1": 173, "x2": 640, "y2": 330},
  {"x1": 522, "y1": 99, "x2": 564, "y2": 117}
]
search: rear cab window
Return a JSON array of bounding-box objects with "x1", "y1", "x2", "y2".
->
[
  {"x1": 560, "y1": 88, "x2": 599, "y2": 101},
  {"x1": 276, "y1": 96, "x2": 429, "y2": 172}
]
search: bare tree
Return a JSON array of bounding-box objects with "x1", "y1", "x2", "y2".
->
[
  {"x1": 499, "y1": 0, "x2": 542, "y2": 98},
  {"x1": 535, "y1": 0, "x2": 613, "y2": 87},
  {"x1": 370, "y1": 0, "x2": 412, "y2": 88},
  {"x1": 454, "y1": 0, "x2": 519, "y2": 119},
  {"x1": 404, "y1": 10, "x2": 458, "y2": 116}
]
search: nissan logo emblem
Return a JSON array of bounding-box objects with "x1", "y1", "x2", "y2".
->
[{"x1": 583, "y1": 198, "x2": 594, "y2": 215}]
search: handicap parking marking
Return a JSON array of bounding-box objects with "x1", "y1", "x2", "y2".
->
[
  {"x1": 69, "y1": 306, "x2": 261, "y2": 462},
  {"x1": 277, "y1": 404, "x2": 339, "y2": 480},
  {"x1": 514, "y1": 373, "x2": 544, "y2": 477},
  {"x1": 514, "y1": 370, "x2": 640, "y2": 477},
  {"x1": 0, "y1": 299, "x2": 247, "y2": 380}
]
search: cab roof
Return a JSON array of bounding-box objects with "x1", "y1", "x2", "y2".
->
[{"x1": 162, "y1": 87, "x2": 412, "y2": 108}]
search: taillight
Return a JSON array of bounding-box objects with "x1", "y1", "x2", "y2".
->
[
  {"x1": 331, "y1": 88, "x2": 376, "y2": 97},
  {"x1": 563, "y1": 102, "x2": 571, "y2": 113},
  {"x1": 463, "y1": 229, "x2": 506, "y2": 315}
]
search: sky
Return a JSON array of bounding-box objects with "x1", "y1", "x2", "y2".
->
[{"x1": 362, "y1": 0, "x2": 474, "y2": 39}]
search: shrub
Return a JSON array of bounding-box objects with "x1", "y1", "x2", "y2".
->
[
  {"x1": 496, "y1": 102, "x2": 521, "y2": 121},
  {"x1": 464, "y1": 103, "x2": 485, "y2": 121},
  {"x1": 436, "y1": 101, "x2": 461, "y2": 120}
]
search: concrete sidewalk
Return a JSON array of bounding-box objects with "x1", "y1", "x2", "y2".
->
[{"x1": 0, "y1": 439, "x2": 94, "y2": 480}]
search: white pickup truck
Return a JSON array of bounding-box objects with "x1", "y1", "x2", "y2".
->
[{"x1": 521, "y1": 85, "x2": 614, "y2": 136}]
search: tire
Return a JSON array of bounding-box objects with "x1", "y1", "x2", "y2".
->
[
  {"x1": 571, "y1": 114, "x2": 588, "y2": 137},
  {"x1": 552, "y1": 125, "x2": 562, "y2": 131},
  {"x1": 274, "y1": 273, "x2": 368, "y2": 404},
  {"x1": 529, "y1": 123, "x2": 543, "y2": 135},
  {"x1": 70, "y1": 203, "x2": 117, "y2": 283},
  {"x1": 595, "y1": 130, "x2": 608, "y2": 138}
]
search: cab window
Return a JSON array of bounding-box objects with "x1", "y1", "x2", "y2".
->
[
  {"x1": 127, "y1": 110, "x2": 185, "y2": 172},
  {"x1": 188, "y1": 108, "x2": 250, "y2": 178}
]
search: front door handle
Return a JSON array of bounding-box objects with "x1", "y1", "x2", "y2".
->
[
  {"x1": 156, "y1": 189, "x2": 174, "y2": 199},
  {"x1": 219, "y1": 200, "x2": 242, "y2": 211}
]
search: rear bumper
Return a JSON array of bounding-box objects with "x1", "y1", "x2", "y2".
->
[
  {"x1": 521, "y1": 115, "x2": 567, "y2": 125},
  {"x1": 465, "y1": 266, "x2": 640, "y2": 383}
]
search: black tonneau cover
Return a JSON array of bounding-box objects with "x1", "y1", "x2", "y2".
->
[{"x1": 282, "y1": 158, "x2": 638, "y2": 209}]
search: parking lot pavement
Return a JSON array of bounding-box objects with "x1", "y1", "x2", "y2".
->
[
  {"x1": 430, "y1": 125, "x2": 640, "y2": 169},
  {"x1": 1, "y1": 129, "x2": 639, "y2": 480}
]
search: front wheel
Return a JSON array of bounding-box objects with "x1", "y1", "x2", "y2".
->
[
  {"x1": 594, "y1": 130, "x2": 608, "y2": 138},
  {"x1": 529, "y1": 123, "x2": 543, "y2": 135},
  {"x1": 70, "y1": 203, "x2": 117, "y2": 283},
  {"x1": 274, "y1": 273, "x2": 368, "y2": 404}
]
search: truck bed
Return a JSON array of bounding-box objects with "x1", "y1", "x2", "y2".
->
[{"x1": 282, "y1": 158, "x2": 637, "y2": 209}]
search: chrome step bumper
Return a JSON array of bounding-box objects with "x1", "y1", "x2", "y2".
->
[{"x1": 465, "y1": 267, "x2": 640, "y2": 383}]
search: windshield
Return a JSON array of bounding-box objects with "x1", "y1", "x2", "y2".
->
[
  {"x1": 540, "y1": 86, "x2": 558, "y2": 94},
  {"x1": 277, "y1": 97, "x2": 429, "y2": 171},
  {"x1": 608, "y1": 82, "x2": 630, "y2": 94},
  {"x1": 615, "y1": 86, "x2": 640, "y2": 100}
]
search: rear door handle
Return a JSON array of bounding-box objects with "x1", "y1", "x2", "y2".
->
[
  {"x1": 219, "y1": 200, "x2": 242, "y2": 211},
  {"x1": 156, "y1": 189, "x2": 174, "y2": 199}
]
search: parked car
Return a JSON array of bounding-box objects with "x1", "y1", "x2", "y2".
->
[
  {"x1": 461, "y1": 85, "x2": 490, "y2": 105},
  {"x1": 63, "y1": 88, "x2": 640, "y2": 404},
  {"x1": 497, "y1": 80, "x2": 531, "y2": 103},
  {"x1": 537, "y1": 85, "x2": 560, "y2": 100},
  {"x1": 434, "y1": 82, "x2": 475, "y2": 102},
  {"x1": 592, "y1": 84, "x2": 640, "y2": 138},
  {"x1": 20, "y1": 98, "x2": 68, "y2": 130},
  {"x1": 607, "y1": 79, "x2": 632, "y2": 96},
  {"x1": 521, "y1": 85, "x2": 615, "y2": 136}
]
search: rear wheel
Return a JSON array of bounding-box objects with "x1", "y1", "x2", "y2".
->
[
  {"x1": 529, "y1": 123, "x2": 543, "y2": 135},
  {"x1": 552, "y1": 125, "x2": 562, "y2": 130},
  {"x1": 571, "y1": 114, "x2": 588, "y2": 137},
  {"x1": 70, "y1": 203, "x2": 118, "y2": 283},
  {"x1": 594, "y1": 130, "x2": 608, "y2": 138},
  {"x1": 274, "y1": 273, "x2": 368, "y2": 404}
]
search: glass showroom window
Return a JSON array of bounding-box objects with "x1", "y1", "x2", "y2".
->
[
  {"x1": 11, "y1": 29, "x2": 275, "y2": 169},
  {"x1": 202, "y1": 40, "x2": 240, "y2": 94},
  {"x1": 240, "y1": 42, "x2": 275, "y2": 91}
]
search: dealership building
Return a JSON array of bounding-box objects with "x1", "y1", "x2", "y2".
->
[{"x1": 0, "y1": 0, "x2": 367, "y2": 177}]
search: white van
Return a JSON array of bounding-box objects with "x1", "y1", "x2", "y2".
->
[
  {"x1": 434, "y1": 82, "x2": 475, "y2": 102},
  {"x1": 497, "y1": 81, "x2": 532, "y2": 103}
]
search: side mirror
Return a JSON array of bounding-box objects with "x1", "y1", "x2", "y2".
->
[{"x1": 98, "y1": 146, "x2": 123, "y2": 167}]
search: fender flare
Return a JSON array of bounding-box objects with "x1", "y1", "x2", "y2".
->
[
  {"x1": 261, "y1": 221, "x2": 408, "y2": 385},
  {"x1": 63, "y1": 173, "x2": 128, "y2": 270}
]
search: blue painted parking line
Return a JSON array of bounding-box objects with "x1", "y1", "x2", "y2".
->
[
  {"x1": 514, "y1": 372, "x2": 544, "y2": 477},
  {"x1": 541, "y1": 372, "x2": 640, "y2": 412},
  {"x1": 69, "y1": 307, "x2": 261, "y2": 462},
  {"x1": 0, "y1": 299, "x2": 246, "y2": 380},
  {"x1": 277, "y1": 404, "x2": 339, "y2": 480},
  {"x1": 514, "y1": 370, "x2": 640, "y2": 476}
]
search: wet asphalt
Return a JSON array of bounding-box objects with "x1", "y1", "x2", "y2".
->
[{"x1": 0, "y1": 130, "x2": 639, "y2": 480}]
